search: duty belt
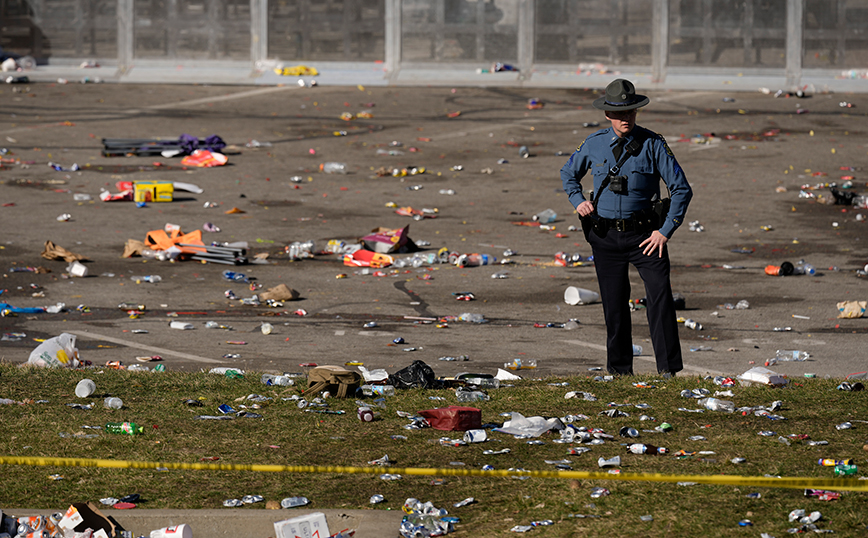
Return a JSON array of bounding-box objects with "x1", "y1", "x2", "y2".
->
[{"x1": 599, "y1": 215, "x2": 655, "y2": 233}]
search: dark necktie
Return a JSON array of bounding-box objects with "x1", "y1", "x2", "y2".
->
[{"x1": 613, "y1": 137, "x2": 627, "y2": 161}]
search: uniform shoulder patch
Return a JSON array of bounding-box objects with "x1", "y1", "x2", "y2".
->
[{"x1": 656, "y1": 133, "x2": 674, "y2": 156}]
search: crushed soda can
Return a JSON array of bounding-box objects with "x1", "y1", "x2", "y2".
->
[
  {"x1": 242, "y1": 495, "x2": 264, "y2": 504},
  {"x1": 223, "y1": 498, "x2": 243, "y2": 507},
  {"x1": 835, "y1": 422, "x2": 853, "y2": 430},
  {"x1": 453, "y1": 497, "x2": 475, "y2": 508},
  {"x1": 589, "y1": 487, "x2": 609, "y2": 498},
  {"x1": 370, "y1": 494, "x2": 385, "y2": 504},
  {"x1": 281, "y1": 496, "x2": 310, "y2": 508}
]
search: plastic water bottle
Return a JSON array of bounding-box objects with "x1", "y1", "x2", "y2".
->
[
  {"x1": 456, "y1": 253, "x2": 495, "y2": 267},
  {"x1": 627, "y1": 443, "x2": 668, "y2": 455},
  {"x1": 222, "y1": 270, "x2": 248, "y2": 282},
  {"x1": 320, "y1": 162, "x2": 347, "y2": 174},
  {"x1": 280, "y1": 496, "x2": 310, "y2": 508},
  {"x1": 261, "y1": 374, "x2": 294, "y2": 386},
  {"x1": 361, "y1": 385, "x2": 395, "y2": 396},
  {"x1": 698, "y1": 397, "x2": 735, "y2": 413},
  {"x1": 141, "y1": 248, "x2": 165, "y2": 260},
  {"x1": 105, "y1": 422, "x2": 143, "y2": 435},
  {"x1": 463, "y1": 377, "x2": 500, "y2": 389},
  {"x1": 372, "y1": 385, "x2": 396, "y2": 396},
  {"x1": 456, "y1": 389, "x2": 489, "y2": 402},
  {"x1": 684, "y1": 319, "x2": 702, "y2": 330},
  {"x1": 532, "y1": 209, "x2": 557, "y2": 223},
  {"x1": 775, "y1": 350, "x2": 810, "y2": 361},
  {"x1": 130, "y1": 275, "x2": 162, "y2": 283},
  {"x1": 504, "y1": 358, "x2": 537, "y2": 370}
]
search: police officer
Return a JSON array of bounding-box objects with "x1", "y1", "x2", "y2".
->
[{"x1": 560, "y1": 79, "x2": 692, "y2": 376}]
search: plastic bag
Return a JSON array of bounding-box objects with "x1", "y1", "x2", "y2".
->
[
  {"x1": 494, "y1": 412, "x2": 564, "y2": 437},
  {"x1": 388, "y1": 360, "x2": 442, "y2": 390},
  {"x1": 28, "y1": 333, "x2": 80, "y2": 368},
  {"x1": 358, "y1": 365, "x2": 389, "y2": 383}
]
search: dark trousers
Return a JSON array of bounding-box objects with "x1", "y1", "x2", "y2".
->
[{"x1": 588, "y1": 228, "x2": 683, "y2": 375}]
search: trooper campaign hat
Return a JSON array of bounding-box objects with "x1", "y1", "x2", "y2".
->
[{"x1": 593, "y1": 79, "x2": 650, "y2": 111}]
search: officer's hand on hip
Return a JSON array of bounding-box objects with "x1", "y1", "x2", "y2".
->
[
  {"x1": 640, "y1": 230, "x2": 668, "y2": 257},
  {"x1": 576, "y1": 201, "x2": 595, "y2": 217}
]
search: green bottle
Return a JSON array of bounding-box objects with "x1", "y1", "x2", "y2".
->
[
  {"x1": 105, "y1": 422, "x2": 144, "y2": 435},
  {"x1": 833, "y1": 464, "x2": 858, "y2": 476}
]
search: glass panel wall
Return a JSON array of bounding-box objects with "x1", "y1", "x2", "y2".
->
[
  {"x1": 535, "y1": 0, "x2": 652, "y2": 68},
  {"x1": 1, "y1": 0, "x2": 118, "y2": 61},
  {"x1": 134, "y1": 0, "x2": 251, "y2": 60},
  {"x1": 803, "y1": 0, "x2": 868, "y2": 69},
  {"x1": 401, "y1": 0, "x2": 519, "y2": 64},
  {"x1": 669, "y1": 0, "x2": 787, "y2": 69},
  {"x1": 267, "y1": 0, "x2": 385, "y2": 61}
]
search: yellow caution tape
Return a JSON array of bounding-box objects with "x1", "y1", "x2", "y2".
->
[{"x1": 1, "y1": 456, "x2": 866, "y2": 492}]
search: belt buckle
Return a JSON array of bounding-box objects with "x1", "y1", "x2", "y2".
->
[{"x1": 615, "y1": 219, "x2": 627, "y2": 232}]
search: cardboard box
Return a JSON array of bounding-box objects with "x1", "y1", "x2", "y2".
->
[
  {"x1": 58, "y1": 502, "x2": 117, "y2": 538},
  {"x1": 134, "y1": 181, "x2": 174, "y2": 202},
  {"x1": 274, "y1": 512, "x2": 330, "y2": 538}
]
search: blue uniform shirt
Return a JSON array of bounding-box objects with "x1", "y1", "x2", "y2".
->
[{"x1": 560, "y1": 125, "x2": 692, "y2": 238}]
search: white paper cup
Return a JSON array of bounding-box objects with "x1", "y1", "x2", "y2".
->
[
  {"x1": 564, "y1": 286, "x2": 600, "y2": 305},
  {"x1": 149, "y1": 524, "x2": 192, "y2": 538},
  {"x1": 75, "y1": 379, "x2": 96, "y2": 398}
]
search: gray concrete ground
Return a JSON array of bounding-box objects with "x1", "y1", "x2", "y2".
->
[{"x1": 1, "y1": 80, "x2": 867, "y2": 536}]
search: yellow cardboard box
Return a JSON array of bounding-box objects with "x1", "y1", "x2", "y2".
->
[{"x1": 134, "y1": 181, "x2": 173, "y2": 203}]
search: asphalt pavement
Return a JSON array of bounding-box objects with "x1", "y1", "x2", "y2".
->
[{"x1": 2, "y1": 78, "x2": 868, "y2": 536}]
